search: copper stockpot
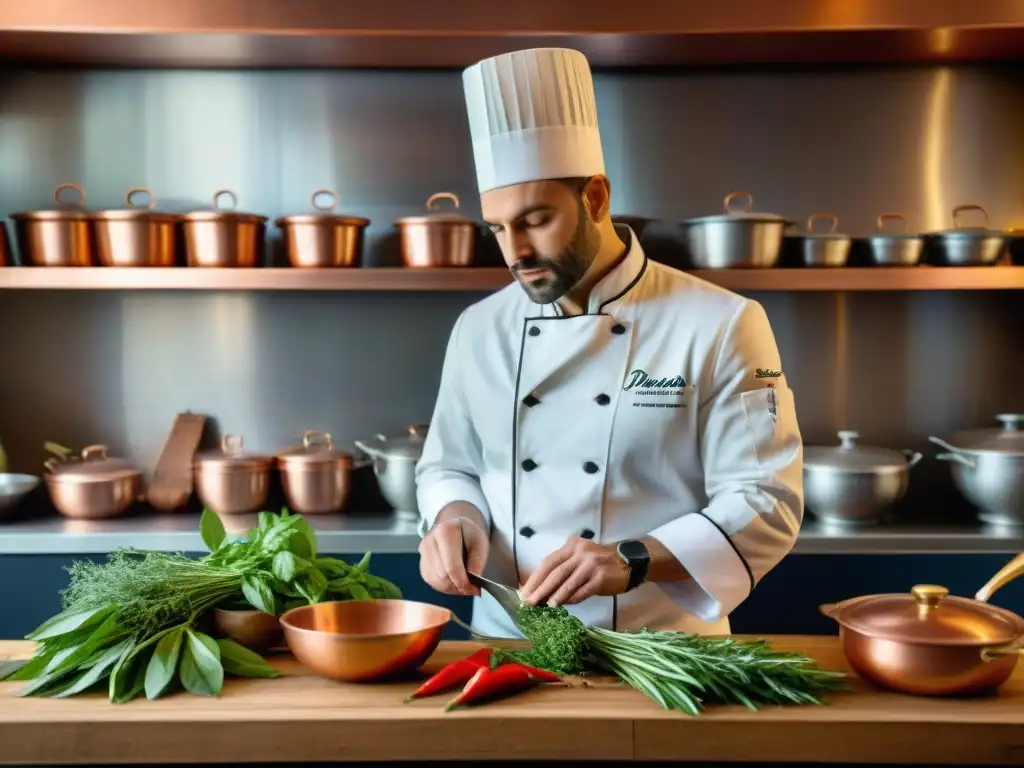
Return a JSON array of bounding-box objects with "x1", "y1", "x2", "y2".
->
[
  {"x1": 275, "y1": 189, "x2": 370, "y2": 268},
  {"x1": 395, "y1": 192, "x2": 477, "y2": 267},
  {"x1": 10, "y1": 183, "x2": 93, "y2": 267},
  {"x1": 820, "y1": 552, "x2": 1024, "y2": 696},
  {"x1": 92, "y1": 187, "x2": 180, "y2": 267},
  {"x1": 181, "y1": 190, "x2": 267, "y2": 268},
  {"x1": 44, "y1": 445, "x2": 143, "y2": 520},
  {"x1": 280, "y1": 599, "x2": 451, "y2": 682},
  {"x1": 277, "y1": 430, "x2": 358, "y2": 515},
  {"x1": 212, "y1": 607, "x2": 283, "y2": 651},
  {"x1": 193, "y1": 434, "x2": 273, "y2": 515}
]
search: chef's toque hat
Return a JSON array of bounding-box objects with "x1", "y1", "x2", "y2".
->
[{"x1": 462, "y1": 47, "x2": 606, "y2": 194}]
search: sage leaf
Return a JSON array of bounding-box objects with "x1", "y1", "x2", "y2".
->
[
  {"x1": 216, "y1": 639, "x2": 281, "y2": 679},
  {"x1": 199, "y1": 508, "x2": 227, "y2": 552},
  {"x1": 26, "y1": 603, "x2": 115, "y2": 641},
  {"x1": 144, "y1": 627, "x2": 184, "y2": 700},
  {"x1": 51, "y1": 639, "x2": 133, "y2": 699},
  {"x1": 179, "y1": 631, "x2": 223, "y2": 697},
  {"x1": 242, "y1": 575, "x2": 277, "y2": 615}
]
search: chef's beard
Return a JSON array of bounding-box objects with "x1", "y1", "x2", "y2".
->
[{"x1": 510, "y1": 202, "x2": 601, "y2": 305}]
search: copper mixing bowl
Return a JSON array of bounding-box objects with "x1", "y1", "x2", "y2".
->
[{"x1": 279, "y1": 599, "x2": 451, "y2": 682}]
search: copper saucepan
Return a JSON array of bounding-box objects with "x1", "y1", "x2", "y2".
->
[
  {"x1": 275, "y1": 189, "x2": 370, "y2": 268},
  {"x1": 92, "y1": 187, "x2": 180, "y2": 267},
  {"x1": 820, "y1": 552, "x2": 1024, "y2": 696},
  {"x1": 395, "y1": 192, "x2": 477, "y2": 267},
  {"x1": 10, "y1": 183, "x2": 93, "y2": 266},
  {"x1": 181, "y1": 190, "x2": 268, "y2": 268}
]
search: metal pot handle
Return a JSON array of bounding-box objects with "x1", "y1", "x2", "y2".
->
[
  {"x1": 952, "y1": 204, "x2": 988, "y2": 229},
  {"x1": 80, "y1": 445, "x2": 109, "y2": 462},
  {"x1": 53, "y1": 183, "x2": 86, "y2": 209},
  {"x1": 426, "y1": 192, "x2": 460, "y2": 211},
  {"x1": 221, "y1": 434, "x2": 244, "y2": 455},
  {"x1": 408, "y1": 424, "x2": 429, "y2": 438},
  {"x1": 806, "y1": 212, "x2": 839, "y2": 234},
  {"x1": 302, "y1": 430, "x2": 333, "y2": 450},
  {"x1": 311, "y1": 189, "x2": 339, "y2": 212},
  {"x1": 876, "y1": 212, "x2": 907, "y2": 233},
  {"x1": 900, "y1": 449, "x2": 923, "y2": 469},
  {"x1": 975, "y1": 552, "x2": 1024, "y2": 603},
  {"x1": 928, "y1": 436, "x2": 976, "y2": 469},
  {"x1": 995, "y1": 414, "x2": 1024, "y2": 431},
  {"x1": 818, "y1": 602, "x2": 840, "y2": 620},
  {"x1": 722, "y1": 191, "x2": 754, "y2": 213},
  {"x1": 981, "y1": 641, "x2": 1024, "y2": 663},
  {"x1": 212, "y1": 189, "x2": 239, "y2": 211},
  {"x1": 126, "y1": 187, "x2": 156, "y2": 210}
]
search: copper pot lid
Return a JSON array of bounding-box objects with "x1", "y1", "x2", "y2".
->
[
  {"x1": 942, "y1": 414, "x2": 1024, "y2": 456},
  {"x1": 684, "y1": 191, "x2": 792, "y2": 225},
  {"x1": 804, "y1": 431, "x2": 918, "y2": 474},
  {"x1": 46, "y1": 444, "x2": 141, "y2": 483},
  {"x1": 195, "y1": 434, "x2": 273, "y2": 471},
  {"x1": 356, "y1": 424, "x2": 428, "y2": 459},
  {"x1": 181, "y1": 190, "x2": 268, "y2": 225},
  {"x1": 827, "y1": 584, "x2": 1024, "y2": 646},
  {"x1": 274, "y1": 189, "x2": 370, "y2": 228},
  {"x1": 928, "y1": 204, "x2": 1005, "y2": 238},
  {"x1": 10, "y1": 183, "x2": 91, "y2": 221},
  {"x1": 797, "y1": 212, "x2": 850, "y2": 241},
  {"x1": 91, "y1": 187, "x2": 182, "y2": 224},
  {"x1": 866, "y1": 212, "x2": 923, "y2": 242},
  {"x1": 395, "y1": 192, "x2": 476, "y2": 226},
  {"x1": 277, "y1": 430, "x2": 354, "y2": 467}
]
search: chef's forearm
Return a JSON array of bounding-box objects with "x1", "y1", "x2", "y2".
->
[
  {"x1": 433, "y1": 501, "x2": 488, "y2": 534},
  {"x1": 640, "y1": 535, "x2": 692, "y2": 583}
]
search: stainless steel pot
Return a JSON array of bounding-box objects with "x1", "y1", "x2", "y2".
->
[
  {"x1": 924, "y1": 204, "x2": 1006, "y2": 266},
  {"x1": 804, "y1": 430, "x2": 922, "y2": 527},
  {"x1": 277, "y1": 430, "x2": 357, "y2": 515},
  {"x1": 683, "y1": 191, "x2": 792, "y2": 269},
  {"x1": 181, "y1": 190, "x2": 268, "y2": 268},
  {"x1": 354, "y1": 425, "x2": 428, "y2": 520},
  {"x1": 194, "y1": 434, "x2": 273, "y2": 515},
  {"x1": 44, "y1": 444, "x2": 143, "y2": 520},
  {"x1": 92, "y1": 187, "x2": 180, "y2": 267},
  {"x1": 10, "y1": 183, "x2": 93, "y2": 267},
  {"x1": 865, "y1": 212, "x2": 924, "y2": 267},
  {"x1": 929, "y1": 414, "x2": 1024, "y2": 527},
  {"x1": 795, "y1": 212, "x2": 851, "y2": 267},
  {"x1": 395, "y1": 193, "x2": 476, "y2": 267},
  {"x1": 275, "y1": 189, "x2": 370, "y2": 268}
]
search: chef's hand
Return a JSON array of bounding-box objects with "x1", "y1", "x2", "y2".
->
[
  {"x1": 418, "y1": 515, "x2": 489, "y2": 597},
  {"x1": 519, "y1": 537, "x2": 630, "y2": 607}
]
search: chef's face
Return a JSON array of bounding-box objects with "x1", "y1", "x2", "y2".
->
[{"x1": 482, "y1": 178, "x2": 603, "y2": 304}]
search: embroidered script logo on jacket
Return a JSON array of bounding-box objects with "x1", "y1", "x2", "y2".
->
[{"x1": 622, "y1": 368, "x2": 687, "y2": 409}]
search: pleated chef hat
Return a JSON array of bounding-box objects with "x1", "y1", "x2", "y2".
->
[{"x1": 462, "y1": 47, "x2": 605, "y2": 194}]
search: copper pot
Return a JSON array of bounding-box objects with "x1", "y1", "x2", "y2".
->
[
  {"x1": 820, "y1": 553, "x2": 1024, "y2": 696},
  {"x1": 276, "y1": 429, "x2": 357, "y2": 515},
  {"x1": 10, "y1": 183, "x2": 93, "y2": 267},
  {"x1": 211, "y1": 607, "x2": 283, "y2": 651},
  {"x1": 92, "y1": 187, "x2": 180, "y2": 267},
  {"x1": 395, "y1": 192, "x2": 476, "y2": 267},
  {"x1": 275, "y1": 189, "x2": 370, "y2": 268},
  {"x1": 193, "y1": 434, "x2": 273, "y2": 515},
  {"x1": 181, "y1": 190, "x2": 267, "y2": 268},
  {"x1": 44, "y1": 444, "x2": 143, "y2": 520}
]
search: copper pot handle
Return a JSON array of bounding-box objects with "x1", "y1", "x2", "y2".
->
[
  {"x1": 723, "y1": 191, "x2": 754, "y2": 214},
  {"x1": 221, "y1": 434, "x2": 244, "y2": 455},
  {"x1": 302, "y1": 430, "x2": 334, "y2": 450},
  {"x1": 952, "y1": 204, "x2": 988, "y2": 229},
  {"x1": 426, "y1": 192, "x2": 460, "y2": 211},
  {"x1": 311, "y1": 189, "x2": 339, "y2": 212},
  {"x1": 981, "y1": 640, "x2": 1024, "y2": 663},
  {"x1": 806, "y1": 213, "x2": 839, "y2": 234},
  {"x1": 877, "y1": 212, "x2": 907, "y2": 233},
  {"x1": 819, "y1": 602, "x2": 840, "y2": 620},
  {"x1": 80, "y1": 445, "x2": 109, "y2": 462},
  {"x1": 54, "y1": 183, "x2": 86, "y2": 209},
  {"x1": 125, "y1": 187, "x2": 156, "y2": 210},
  {"x1": 975, "y1": 552, "x2": 1024, "y2": 603},
  {"x1": 212, "y1": 190, "x2": 239, "y2": 211}
]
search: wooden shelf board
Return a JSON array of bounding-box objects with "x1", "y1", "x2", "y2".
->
[
  {"x1": 2, "y1": 266, "x2": 1023, "y2": 292},
  {"x1": 3, "y1": 0, "x2": 1024, "y2": 68}
]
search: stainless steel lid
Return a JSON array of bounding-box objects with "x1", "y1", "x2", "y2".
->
[
  {"x1": 804, "y1": 431, "x2": 914, "y2": 474},
  {"x1": 277, "y1": 430, "x2": 354, "y2": 467},
  {"x1": 274, "y1": 189, "x2": 371, "y2": 228},
  {"x1": 10, "y1": 183, "x2": 90, "y2": 221},
  {"x1": 684, "y1": 191, "x2": 792, "y2": 225},
  {"x1": 181, "y1": 189, "x2": 268, "y2": 225},
  {"x1": 944, "y1": 414, "x2": 1024, "y2": 456},
  {"x1": 356, "y1": 425, "x2": 429, "y2": 459},
  {"x1": 395, "y1": 192, "x2": 476, "y2": 226},
  {"x1": 91, "y1": 187, "x2": 181, "y2": 224}
]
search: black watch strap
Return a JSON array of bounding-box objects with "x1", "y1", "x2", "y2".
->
[{"x1": 617, "y1": 539, "x2": 651, "y2": 592}]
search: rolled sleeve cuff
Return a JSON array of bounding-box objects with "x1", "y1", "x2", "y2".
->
[
  {"x1": 647, "y1": 512, "x2": 755, "y2": 624},
  {"x1": 416, "y1": 477, "x2": 491, "y2": 539}
]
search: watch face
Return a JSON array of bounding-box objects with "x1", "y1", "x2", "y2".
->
[{"x1": 618, "y1": 539, "x2": 649, "y2": 562}]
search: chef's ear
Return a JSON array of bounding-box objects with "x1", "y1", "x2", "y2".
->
[{"x1": 581, "y1": 175, "x2": 612, "y2": 223}]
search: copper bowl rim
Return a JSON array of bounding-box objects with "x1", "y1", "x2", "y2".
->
[{"x1": 279, "y1": 599, "x2": 452, "y2": 640}]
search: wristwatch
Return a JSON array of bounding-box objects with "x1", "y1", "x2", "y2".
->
[{"x1": 616, "y1": 539, "x2": 651, "y2": 592}]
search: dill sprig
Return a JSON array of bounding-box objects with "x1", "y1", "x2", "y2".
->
[{"x1": 503, "y1": 604, "x2": 849, "y2": 715}]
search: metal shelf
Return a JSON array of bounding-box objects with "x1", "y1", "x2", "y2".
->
[{"x1": 3, "y1": 266, "x2": 1024, "y2": 292}]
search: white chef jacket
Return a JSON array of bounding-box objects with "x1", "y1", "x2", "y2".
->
[{"x1": 415, "y1": 226, "x2": 803, "y2": 638}]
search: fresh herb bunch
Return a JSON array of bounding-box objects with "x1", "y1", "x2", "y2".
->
[
  {"x1": 1, "y1": 508, "x2": 401, "y2": 702},
  {"x1": 500, "y1": 604, "x2": 849, "y2": 715}
]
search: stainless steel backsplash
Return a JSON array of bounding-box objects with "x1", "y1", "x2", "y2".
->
[{"x1": 1, "y1": 65, "x2": 1023, "y2": 513}]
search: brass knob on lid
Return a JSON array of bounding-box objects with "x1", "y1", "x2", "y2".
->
[{"x1": 911, "y1": 584, "x2": 949, "y2": 612}]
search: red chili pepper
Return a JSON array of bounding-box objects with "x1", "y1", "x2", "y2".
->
[
  {"x1": 405, "y1": 648, "x2": 493, "y2": 701},
  {"x1": 486, "y1": 649, "x2": 562, "y2": 682},
  {"x1": 444, "y1": 663, "x2": 541, "y2": 711}
]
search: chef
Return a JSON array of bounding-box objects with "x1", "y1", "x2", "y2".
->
[{"x1": 415, "y1": 47, "x2": 803, "y2": 639}]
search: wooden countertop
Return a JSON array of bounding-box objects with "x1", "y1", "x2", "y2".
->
[{"x1": 2, "y1": 635, "x2": 1024, "y2": 765}]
